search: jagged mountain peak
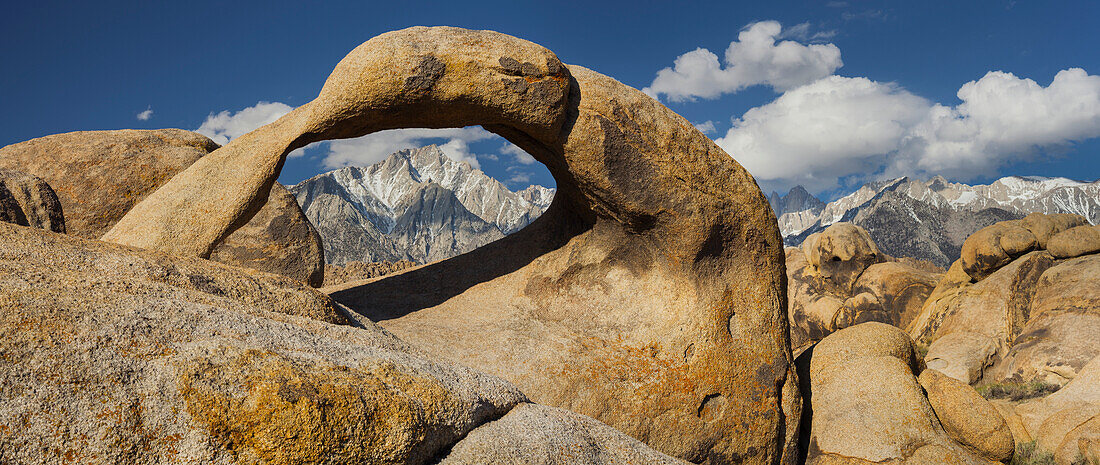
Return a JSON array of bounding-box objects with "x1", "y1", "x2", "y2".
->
[
  {"x1": 769, "y1": 185, "x2": 825, "y2": 216},
  {"x1": 290, "y1": 145, "x2": 556, "y2": 264},
  {"x1": 778, "y1": 174, "x2": 1100, "y2": 267}
]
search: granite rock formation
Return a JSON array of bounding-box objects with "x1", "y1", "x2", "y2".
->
[
  {"x1": 786, "y1": 222, "x2": 941, "y2": 351},
  {"x1": 104, "y1": 26, "x2": 798, "y2": 464},
  {"x1": 0, "y1": 168, "x2": 65, "y2": 233},
  {"x1": 800, "y1": 323, "x2": 1009, "y2": 464},
  {"x1": 908, "y1": 214, "x2": 1100, "y2": 388},
  {"x1": 0, "y1": 129, "x2": 325, "y2": 286},
  {"x1": 0, "y1": 222, "x2": 689, "y2": 463}
]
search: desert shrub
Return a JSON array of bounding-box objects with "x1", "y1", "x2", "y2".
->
[
  {"x1": 1012, "y1": 441, "x2": 1056, "y2": 465},
  {"x1": 978, "y1": 380, "x2": 1060, "y2": 401}
]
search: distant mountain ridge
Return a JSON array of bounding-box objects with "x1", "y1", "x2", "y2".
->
[
  {"x1": 290, "y1": 145, "x2": 554, "y2": 264},
  {"x1": 776, "y1": 175, "x2": 1100, "y2": 267}
]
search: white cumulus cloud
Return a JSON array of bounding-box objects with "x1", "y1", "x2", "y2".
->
[
  {"x1": 136, "y1": 107, "x2": 153, "y2": 121},
  {"x1": 323, "y1": 127, "x2": 497, "y2": 170},
  {"x1": 716, "y1": 76, "x2": 930, "y2": 192},
  {"x1": 899, "y1": 68, "x2": 1100, "y2": 177},
  {"x1": 196, "y1": 101, "x2": 294, "y2": 146},
  {"x1": 717, "y1": 68, "x2": 1100, "y2": 193},
  {"x1": 643, "y1": 21, "x2": 842, "y2": 102},
  {"x1": 501, "y1": 142, "x2": 537, "y2": 165}
]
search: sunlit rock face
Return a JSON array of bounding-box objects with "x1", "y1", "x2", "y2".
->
[{"x1": 103, "y1": 26, "x2": 798, "y2": 464}]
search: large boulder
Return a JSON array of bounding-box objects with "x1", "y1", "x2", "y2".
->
[
  {"x1": 918, "y1": 369, "x2": 1014, "y2": 463},
  {"x1": 101, "y1": 27, "x2": 799, "y2": 464},
  {"x1": 802, "y1": 222, "x2": 883, "y2": 293},
  {"x1": 0, "y1": 129, "x2": 217, "y2": 238},
  {"x1": 988, "y1": 254, "x2": 1100, "y2": 385},
  {"x1": 960, "y1": 221, "x2": 1038, "y2": 281},
  {"x1": 786, "y1": 223, "x2": 939, "y2": 350},
  {"x1": 1020, "y1": 213, "x2": 1089, "y2": 250},
  {"x1": 0, "y1": 129, "x2": 324, "y2": 286},
  {"x1": 803, "y1": 323, "x2": 1002, "y2": 464},
  {"x1": 909, "y1": 214, "x2": 1100, "y2": 387},
  {"x1": 1047, "y1": 224, "x2": 1100, "y2": 259},
  {"x1": 908, "y1": 251, "x2": 1055, "y2": 383},
  {"x1": 0, "y1": 221, "x2": 523, "y2": 463},
  {"x1": 852, "y1": 261, "x2": 939, "y2": 329},
  {"x1": 0, "y1": 168, "x2": 65, "y2": 232},
  {"x1": 438, "y1": 403, "x2": 688, "y2": 464},
  {"x1": 1015, "y1": 355, "x2": 1100, "y2": 465}
]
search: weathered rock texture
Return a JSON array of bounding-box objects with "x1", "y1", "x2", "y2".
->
[
  {"x1": 0, "y1": 129, "x2": 324, "y2": 286},
  {"x1": 918, "y1": 369, "x2": 1014, "y2": 463},
  {"x1": 208, "y1": 183, "x2": 326, "y2": 287},
  {"x1": 786, "y1": 222, "x2": 940, "y2": 351},
  {"x1": 0, "y1": 168, "x2": 65, "y2": 232},
  {"x1": 802, "y1": 323, "x2": 1006, "y2": 464},
  {"x1": 324, "y1": 260, "x2": 418, "y2": 287},
  {"x1": 104, "y1": 27, "x2": 798, "y2": 464},
  {"x1": 0, "y1": 129, "x2": 218, "y2": 238},
  {"x1": 907, "y1": 214, "x2": 1100, "y2": 388},
  {"x1": 1013, "y1": 355, "x2": 1100, "y2": 465},
  {"x1": 0, "y1": 219, "x2": 686, "y2": 465},
  {"x1": 439, "y1": 403, "x2": 689, "y2": 464}
]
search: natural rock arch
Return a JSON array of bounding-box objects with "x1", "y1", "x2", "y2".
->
[{"x1": 105, "y1": 26, "x2": 797, "y2": 464}]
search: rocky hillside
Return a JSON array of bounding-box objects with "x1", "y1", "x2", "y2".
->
[
  {"x1": 290, "y1": 145, "x2": 554, "y2": 264},
  {"x1": 777, "y1": 176, "x2": 1100, "y2": 267}
]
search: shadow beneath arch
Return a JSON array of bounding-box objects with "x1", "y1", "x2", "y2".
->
[{"x1": 327, "y1": 190, "x2": 593, "y2": 321}]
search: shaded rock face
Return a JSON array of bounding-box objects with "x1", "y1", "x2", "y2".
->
[
  {"x1": 208, "y1": 183, "x2": 326, "y2": 287},
  {"x1": 907, "y1": 214, "x2": 1100, "y2": 389},
  {"x1": 0, "y1": 129, "x2": 324, "y2": 286},
  {"x1": 103, "y1": 27, "x2": 797, "y2": 464},
  {"x1": 988, "y1": 254, "x2": 1100, "y2": 386},
  {"x1": 0, "y1": 168, "x2": 65, "y2": 233},
  {"x1": 323, "y1": 260, "x2": 418, "y2": 287},
  {"x1": 786, "y1": 222, "x2": 940, "y2": 351},
  {"x1": 801, "y1": 323, "x2": 1005, "y2": 464}
]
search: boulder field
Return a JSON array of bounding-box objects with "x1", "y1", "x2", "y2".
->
[
  {"x1": 785, "y1": 222, "x2": 941, "y2": 351},
  {"x1": 0, "y1": 129, "x2": 325, "y2": 287},
  {"x1": 902, "y1": 213, "x2": 1100, "y2": 464}
]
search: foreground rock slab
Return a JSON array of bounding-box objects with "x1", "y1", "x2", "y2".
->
[
  {"x1": 0, "y1": 222, "x2": 526, "y2": 464},
  {"x1": 0, "y1": 129, "x2": 324, "y2": 286},
  {"x1": 108, "y1": 26, "x2": 798, "y2": 464}
]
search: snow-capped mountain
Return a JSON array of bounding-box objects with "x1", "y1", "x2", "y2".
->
[
  {"x1": 777, "y1": 175, "x2": 1100, "y2": 267},
  {"x1": 290, "y1": 145, "x2": 555, "y2": 264}
]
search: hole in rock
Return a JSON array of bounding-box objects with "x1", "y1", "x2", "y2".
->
[{"x1": 281, "y1": 127, "x2": 557, "y2": 285}]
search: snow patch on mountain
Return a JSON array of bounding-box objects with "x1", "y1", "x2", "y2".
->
[{"x1": 290, "y1": 145, "x2": 555, "y2": 264}]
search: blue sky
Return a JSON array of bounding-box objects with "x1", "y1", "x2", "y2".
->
[{"x1": 2, "y1": 1, "x2": 1097, "y2": 199}]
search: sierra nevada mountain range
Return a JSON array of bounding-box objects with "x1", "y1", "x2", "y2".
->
[
  {"x1": 290, "y1": 145, "x2": 554, "y2": 265},
  {"x1": 773, "y1": 175, "x2": 1100, "y2": 267}
]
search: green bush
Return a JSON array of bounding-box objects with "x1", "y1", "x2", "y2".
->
[
  {"x1": 977, "y1": 380, "x2": 1060, "y2": 401},
  {"x1": 1011, "y1": 441, "x2": 1056, "y2": 465}
]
